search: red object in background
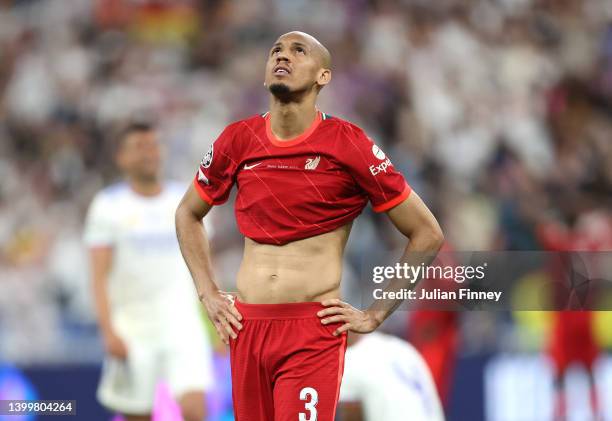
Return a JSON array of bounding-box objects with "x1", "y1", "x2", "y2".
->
[
  {"x1": 94, "y1": 0, "x2": 134, "y2": 28},
  {"x1": 407, "y1": 243, "x2": 460, "y2": 407},
  {"x1": 537, "y1": 211, "x2": 612, "y2": 376},
  {"x1": 408, "y1": 310, "x2": 458, "y2": 406},
  {"x1": 94, "y1": 0, "x2": 197, "y2": 32},
  {"x1": 549, "y1": 311, "x2": 599, "y2": 376}
]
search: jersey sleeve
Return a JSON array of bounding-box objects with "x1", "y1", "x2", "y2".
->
[
  {"x1": 83, "y1": 193, "x2": 116, "y2": 247},
  {"x1": 342, "y1": 124, "x2": 411, "y2": 212},
  {"x1": 193, "y1": 124, "x2": 240, "y2": 206}
]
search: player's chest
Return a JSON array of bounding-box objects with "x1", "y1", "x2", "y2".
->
[
  {"x1": 235, "y1": 152, "x2": 347, "y2": 180},
  {"x1": 234, "y1": 152, "x2": 358, "y2": 201}
]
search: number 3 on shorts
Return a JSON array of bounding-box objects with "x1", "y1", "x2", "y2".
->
[{"x1": 299, "y1": 387, "x2": 318, "y2": 421}]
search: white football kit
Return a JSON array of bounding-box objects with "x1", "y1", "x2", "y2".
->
[
  {"x1": 84, "y1": 181, "x2": 213, "y2": 414},
  {"x1": 340, "y1": 332, "x2": 445, "y2": 421}
]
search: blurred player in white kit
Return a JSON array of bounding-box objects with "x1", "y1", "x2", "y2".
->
[
  {"x1": 84, "y1": 122, "x2": 213, "y2": 421},
  {"x1": 339, "y1": 332, "x2": 445, "y2": 421}
]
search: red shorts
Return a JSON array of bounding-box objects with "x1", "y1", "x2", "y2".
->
[
  {"x1": 549, "y1": 311, "x2": 599, "y2": 375},
  {"x1": 230, "y1": 300, "x2": 347, "y2": 421}
]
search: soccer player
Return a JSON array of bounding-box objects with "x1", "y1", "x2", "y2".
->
[
  {"x1": 84, "y1": 122, "x2": 214, "y2": 421},
  {"x1": 538, "y1": 216, "x2": 606, "y2": 420},
  {"x1": 175, "y1": 31, "x2": 444, "y2": 421},
  {"x1": 339, "y1": 332, "x2": 445, "y2": 421}
]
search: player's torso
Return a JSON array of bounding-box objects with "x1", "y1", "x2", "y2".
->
[
  {"x1": 195, "y1": 112, "x2": 408, "y2": 302},
  {"x1": 226, "y1": 116, "x2": 356, "y2": 302},
  {"x1": 236, "y1": 223, "x2": 350, "y2": 303},
  {"x1": 103, "y1": 183, "x2": 193, "y2": 307}
]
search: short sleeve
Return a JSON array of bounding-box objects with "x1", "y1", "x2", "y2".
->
[
  {"x1": 342, "y1": 124, "x2": 411, "y2": 212},
  {"x1": 83, "y1": 194, "x2": 116, "y2": 247},
  {"x1": 193, "y1": 124, "x2": 240, "y2": 206}
]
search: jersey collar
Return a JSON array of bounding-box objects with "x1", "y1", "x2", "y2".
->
[{"x1": 264, "y1": 110, "x2": 322, "y2": 147}]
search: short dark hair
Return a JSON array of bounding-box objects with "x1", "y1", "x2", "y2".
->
[{"x1": 115, "y1": 120, "x2": 156, "y2": 151}]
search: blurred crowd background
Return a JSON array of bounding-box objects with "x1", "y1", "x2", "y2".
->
[{"x1": 1, "y1": 0, "x2": 612, "y2": 419}]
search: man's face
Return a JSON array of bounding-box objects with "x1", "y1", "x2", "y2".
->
[
  {"x1": 117, "y1": 130, "x2": 162, "y2": 182},
  {"x1": 264, "y1": 33, "x2": 325, "y2": 97}
]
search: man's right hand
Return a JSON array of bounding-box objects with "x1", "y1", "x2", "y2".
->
[
  {"x1": 201, "y1": 290, "x2": 243, "y2": 345},
  {"x1": 103, "y1": 331, "x2": 128, "y2": 360}
]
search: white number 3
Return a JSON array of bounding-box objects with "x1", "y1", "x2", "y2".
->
[{"x1": 299, "y1": 387, "x2": 318, "y2": 421}]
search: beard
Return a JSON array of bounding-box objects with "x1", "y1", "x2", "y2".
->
[
  {"x1": 268, "y1": 83, "x2": 293, "y2": 101},
  {"x1": 132, "y1": 166, "x2": 160, "y2": 184}
]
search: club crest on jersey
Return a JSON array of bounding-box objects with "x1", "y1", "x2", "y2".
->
[
  {"x1": 305, "y1": 156, "x2": 320, "y2": 170},
  {"x1": 201, "y1": 145, "x2": 213, "y2": 168}
]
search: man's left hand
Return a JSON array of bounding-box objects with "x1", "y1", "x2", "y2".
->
[{"x1": 318, "y1": 299, "x2": 384, "y2": 336}]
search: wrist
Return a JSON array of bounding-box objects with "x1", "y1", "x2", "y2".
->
[
  {"x1": 368, "y1": 310, "x2": 386, "y2": 327},
  {"x1": 197, "y1": 281, "x2": 219, "y2": 302}
]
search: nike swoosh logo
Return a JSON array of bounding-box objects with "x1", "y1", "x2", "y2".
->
[{"x1": 244, "y1": 163, "x2": 262, "y2": 170}]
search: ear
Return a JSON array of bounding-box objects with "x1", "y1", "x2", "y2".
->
[{"x1": 316, "y1": 68, "x2": 331, "y2": 89}]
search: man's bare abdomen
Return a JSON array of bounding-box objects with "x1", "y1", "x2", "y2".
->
[{"x1": 236, "y1": 223, "x2": 352, "y2": 304}]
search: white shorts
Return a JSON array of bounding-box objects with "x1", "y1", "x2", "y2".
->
[{"x1": 97, "y1": 312, "x2": 214, "y2": 415}]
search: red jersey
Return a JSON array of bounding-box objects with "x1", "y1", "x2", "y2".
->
[{"x1": 193, "y1": 111, "x2": 410, "y2": 245}]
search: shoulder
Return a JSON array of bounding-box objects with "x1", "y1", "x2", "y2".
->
[
  {"x1": 212, "y1": 114, "x2": 265, "y2": 152},
  {"x1": 318, "y1": 116, "x2": 377, "y2": 160},
  {"x1": 164, "y1": 179, "x2": 186, "y2": 192},
  {"x1": 223, "y1": 114, "x2": 266, "y2": 135},
  {"x1": 164, "y1": 180, "x2": 188, "y2": 200},
  {"x1": 86, "y1": 182, "x2": 128, "y2": 220},
  {"x1": 319, "y1": 114, "x2": 370, "y2": 144},
  {"x1": 320, "y1": 113, "x2": 364, "y2": 132},
  {"x1": 95, "y1": 182, "x2": 130, "y2": 204}
]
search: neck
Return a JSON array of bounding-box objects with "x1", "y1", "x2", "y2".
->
[
  {"x1": 269, "y1": 93, "x2": 318, "y2": 140},
  {"x1": 128, "y1": 177, "x2": 162, "y2": 197}
]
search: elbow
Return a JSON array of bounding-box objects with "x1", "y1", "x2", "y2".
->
[
  {"x1": 415, "y1": 222, "x2": 444, "y2": 253},
  {"x1": 175, "y1": 201, "x2": 205, "y2": 231},
  {"x1": 430, "y1": 225, "x2": 445, "y2": 252}
]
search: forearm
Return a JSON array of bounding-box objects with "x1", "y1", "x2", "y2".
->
[
  {"x1": 366, "y1": 228, "x2": 443, "y2": 323},
  {"x1": 92, "y1": 276, "x2": 114, "y2": 336},
  {"x1": 175, "y1": 206, "x2": 218, "y2": 299},
  {"x1": 89, "y1": 247, "x2": 116, "y2": 337}
]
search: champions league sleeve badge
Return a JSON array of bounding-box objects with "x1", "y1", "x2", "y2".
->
[{"x1": 201, "y1": 144, "x2": 214, "y2": 168}]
